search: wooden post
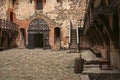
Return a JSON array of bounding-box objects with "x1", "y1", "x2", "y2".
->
[
  {"x1": 109, "y1": 15, "x2": 113, "y2": 30},
  {"x1": 118, "y1": 5, "x2": 120, "y2": 70},
  {"x1": 118, "y1": 5, "x2": 120, "y2": 54},
  {"x1": 90, "y1": 4, "x2": 94, "y2": 22}
]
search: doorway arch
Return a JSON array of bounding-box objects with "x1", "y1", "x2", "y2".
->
[
  {"x1": 54, "y1": 27, "x2": 60, "y2": 43},
  {"x1": 53, "y1": 27, "x2": 61, "y2": 50},
  {"x1": 28, "y1": 18, "x2": 50, "y2": 49},
  {"x1": 20, "y1": 28, "x2": 26, "y2": 48}
]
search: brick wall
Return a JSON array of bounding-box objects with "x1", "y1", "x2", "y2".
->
[{"x1": 0, "y1": 0, "x2": 86, "y2": 48}]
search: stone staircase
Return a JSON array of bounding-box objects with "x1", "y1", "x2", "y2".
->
[{"x1": 70, "y1": 29, "x2": 78, "y2": 53}]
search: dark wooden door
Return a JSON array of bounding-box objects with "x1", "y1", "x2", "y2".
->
[{"x1": 34, "y1": 34, "x2": 43, "y2": 48}]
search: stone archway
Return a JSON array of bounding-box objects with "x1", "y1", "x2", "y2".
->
[
  {"x1": 52, "y1": 27, "x2": 61, "y2": 50},
  {"x1": 19, "y1": 28, "x2": 26, "y2": 48},
  {"x1": 54, "y1": 27, "x2": 61, "y2": 43},
  {"x1": 28, "y1": 18, "x2": 50, "y2": 49}
]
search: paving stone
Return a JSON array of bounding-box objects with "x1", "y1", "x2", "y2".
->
[{"x1": 0, "y1": 49, "x2": 80, "y2": 80}]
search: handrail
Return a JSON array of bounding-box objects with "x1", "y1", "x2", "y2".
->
[{"x1": 0, "y1": 19, "x2": 19, "y2": 31}]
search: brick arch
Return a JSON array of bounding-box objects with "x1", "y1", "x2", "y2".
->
[
  {"x1": 28, "y1": 18, "x2": 50, "y2": 49},
  {"x1": 30, "y1": 12, "x2": 59, "y2": 27},
  {"x1": 28, "y1": 18, "x2": 49, "y2": 33}
]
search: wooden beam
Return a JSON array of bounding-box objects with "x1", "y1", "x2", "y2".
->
[
  {"x1": 90, "y1": 27, "x2": 102, "y2": 46},
  {"x1": 109, "y1": 15, "x2": 113, "y2": 30},
  {"x1": 110, "y1": 0, "x2": 120, "y2": 7},
  {"x1": 119, "y1": 6, "x2": 120, "y2": 51},
  {"x1": 90, "y1": 4, "x2": 94, "y2": 21},
  {"x1": 94, "y1": 11, "x2": 111, "y2": 39},
  {"x1": 94, "y1": 0, "x2": 101, "y2": 8},
  {"x1": 105, "y1": 0, "x2": 109, "y2": 6},
  {"x1": 93, "y1": 23, "x2": 105, "y2": 44},
  {"x1": 87, "y1": 28, "x2": 100, "y2": 46},
  {"x1": 114, "y1": 0, "x2": 120, "y2": 7},
  {"x1": 86, "y1": 31, "x2": 96, "y2": 45},
  {"x1": 95, "y1": 6, "x2": 115, "y2": 15}
]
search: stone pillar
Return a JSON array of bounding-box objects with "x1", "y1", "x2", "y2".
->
[{"x1": 49, "y1": 27, "x2": 54, "y2": 48}]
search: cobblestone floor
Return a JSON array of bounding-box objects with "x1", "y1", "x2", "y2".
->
[{"x1": 0, "y1": 49, "x2": 80, "y2": 80}]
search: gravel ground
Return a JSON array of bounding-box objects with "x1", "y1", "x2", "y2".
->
[{"x1": 0, "y1": 49, "x2": 80, "y2": 80}]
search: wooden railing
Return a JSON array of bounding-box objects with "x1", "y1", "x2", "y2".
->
[
  {"x1": 0, "y1": 19, "x2": 19, "y2": 31},
  {"x1": 0, "y1": 19, "x2": 19, "y2": 51}
]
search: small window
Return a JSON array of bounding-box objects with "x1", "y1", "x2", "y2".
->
[
  {"x1": 57, "y1": 0, "x2": 60, "y2": 3},
  {"x1": 30, "y1": 0, "x2": 32, "y2": 3},
  {"x1": 44, "y1": 0, "x2": 46, "y2": 3},
  {"x1": 10, "y1": 12, "x2": 13, "y2": 22},
  {"x1": 12, "y1": 0, "x2": 16, "y2": 5},
  {"x1": 36, "y1": 0, "x2": 43, "y2": 10}
]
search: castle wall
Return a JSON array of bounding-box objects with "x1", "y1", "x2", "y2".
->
[{"x1": 0, "y1": 0, "x2": 86, "y2": 48}]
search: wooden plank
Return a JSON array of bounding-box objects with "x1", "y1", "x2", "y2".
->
[{"x1": 94, "y1": 0, "x2": 101, "y2": 8}]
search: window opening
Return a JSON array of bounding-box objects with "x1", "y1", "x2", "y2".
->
[{"x1": 36, "y1": 0, "x2": 43, "y2": 10}]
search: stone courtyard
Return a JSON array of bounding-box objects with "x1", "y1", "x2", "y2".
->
[
  {"x1": 0, "y1": 49, "x2": 81, "y2": 80},
  {"x1": 0, "y1": 49, "x2": 120, "y2": 80}
]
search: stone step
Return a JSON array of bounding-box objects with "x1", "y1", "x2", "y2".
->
[
  {"x1": 71, "y1": 37, "x2": 77, "y2": 39},
  {"x1": 70, "y1": 49, "x2": 78, "y2": 53}
]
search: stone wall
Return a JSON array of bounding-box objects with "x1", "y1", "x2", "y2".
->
[
  {"x1": 13, "y1": 0, "x2": 35, "y2": 20},
  {"x1": 0, "y1": 0, "x2": 9, "y2": 20},
  {"x1": 12, "y1": 0, "x2": 86, "y2": 24},
  {"x1": 0, "y1": 0, "x2": 86, "y2": 48}
]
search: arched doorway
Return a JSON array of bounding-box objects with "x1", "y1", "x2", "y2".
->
[
  {"x1": 28, "y1": 18, "x2": 50, "y2": 49},
  {"x1": 19, "y1": 28, "x2": 26, "y2": 48},
  {"x1": 53, "y1": 27, "x2": 61, "y2": 50},
  {"x1": 54, "y1": 27, "x2": 60, "y2": 43}
]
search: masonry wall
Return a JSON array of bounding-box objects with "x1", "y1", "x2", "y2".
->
[
  {"x1": 0, "y1": 0, "x2": 9, "y2": 20},
  {"x1": 0, "y1": 0, "x2": 86, "y2": 48}
]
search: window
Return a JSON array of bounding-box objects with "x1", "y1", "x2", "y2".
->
[
  {"x1": 57, "y1": 0, "x2": 61, "y2": 3},
  {"x1": 10, "y1": 12, "x2": 13, "y2": 22},
  {"x1": 36, "y1": 0, "x2": 43, "y2": 10},
  {"x1": 12, "y1": 0, "x2": 16, "y2": 5},
  {"x1": 44, "y1": 0, "x2": 46, "y2": 3},
  {"x1": 30, "y1": 0, "x2": 32, "y2": 3}
]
